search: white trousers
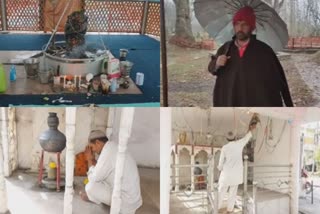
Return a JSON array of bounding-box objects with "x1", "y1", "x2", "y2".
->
[
  {"x1": 218, "y1": 185, "x2": 238, "y2": 212},
  {"x1": 85, "y1": 181, "x2": 112, "y2": 206},
  {"x1": 85, "y1": 181, "x2": 137, "y2": 214}
]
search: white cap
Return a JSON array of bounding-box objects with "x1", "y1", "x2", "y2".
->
[{"x1": 226, "y1": 131, "x2": 235, "y2": 141}]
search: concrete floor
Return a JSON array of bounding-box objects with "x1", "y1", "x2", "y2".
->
[
  {"x1": 170, "y1": 186, "x2": 290, "y2": 214},
  {"x1": 299, "y1": 176, "x2": 320, "y2": 214},
  {"x1": 0, "y1": 51, "x2": 142, "y2": 95},
  {"x1": 4, "y1": 167, "x2": 159, "y2": 214},
  {"x1": 170, "y1": 191, "x2": 210, "y2": 214},
  {"x1": 170, "y1": 191, "x2": 242, "y2": 214}
]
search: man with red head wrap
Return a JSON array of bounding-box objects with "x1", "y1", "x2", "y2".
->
[{"x1": 208, "y1": 6, "x2": 293, "y2": 107}]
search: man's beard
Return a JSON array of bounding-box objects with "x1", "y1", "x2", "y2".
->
[{"x1": 236, "y1": 31, "x2": 251, "y2": 41}]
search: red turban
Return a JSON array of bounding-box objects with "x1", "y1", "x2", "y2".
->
[{"x1": 233, "y1": 6, "x2": 256, "y2": 31}]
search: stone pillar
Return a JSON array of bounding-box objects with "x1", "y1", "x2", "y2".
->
[
  {"x1": 208, "y1": 154, "x2": 214, "y2": 192},
  {"x1": 191, "y1": 153, "x2": 195, "y2": 190},
  {"x1": 0, "y1": 108, "x2": 10, "y2": 177},
  {"x1": 63, "y1": 107, "x2": 77, "y2": 214},
  {"x1": 8, "y1": 107, "x2": 18, "y2": 173},
  {"x1": 243, "y1": 155, "x2": 249, "y2": 213},
  {"x1": 213, "y1": 183, "x2": 219, "y2": 214},
  {"x1": 175, "y1": 152, "x2": 179, "y2": 191},
  {"x1": 290, "y1": 108, "x2": 306, "y2": 214},
  {"x1": 0, "y1": 111, "x2": 9, "y2": 213},
  {"x1": 160, "y1": 108, "x2": 172, "y2": 214},
  {"x1": 106, "y1": 108, "x2": 115, "y2": 139},
  {"x1": 111, "y1": 108, "x2": 135, "y2": 214}
]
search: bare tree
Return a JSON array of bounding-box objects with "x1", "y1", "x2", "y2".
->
[
  {"x1": 305, "y1": 0, "x2": 320, "y2": 36},
  {"x1": 264, "y1": 0, "x2": 285, "y2": 13},
  {"x1": 165, "y1": 0, "x2": 176, "y2": 35},
  {"x1": 173, "y1": 0, "x2": 195, "y2": 41}
]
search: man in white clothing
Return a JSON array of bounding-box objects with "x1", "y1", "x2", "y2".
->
[
  {"x1": 218, "y1": 124, "x2": 256, "y2": 213},
  {"x1": 80, "y1": 130, "x2": 143, "y2": 214}
]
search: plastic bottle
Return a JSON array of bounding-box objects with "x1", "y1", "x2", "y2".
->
[
  {"x1": 10, "y1": 65, "x2": 17, "y2": 82},
  {"x1": 110, "y1": 78, "x2": 117, "y2": 92},
  {"x1": 0, "y1": 64, "x2": 7, "y2": 93}
]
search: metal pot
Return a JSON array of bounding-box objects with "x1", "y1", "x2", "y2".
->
[
  {"x1": 119, "y1": 61, "x2": 134, "y2": 78},
  {"x1": 24, "y1": 58, "x2": 40, "y2": 79},
  {"x1": 43, "y1": 41, "x2": 108, "y2": 76},
  {"x1": 39, "y1": 112, "x2": 66, "y2": 153}
]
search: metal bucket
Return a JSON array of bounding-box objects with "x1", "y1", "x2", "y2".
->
[{"x1": 24, "y1": 58, "x2": 40, "y2": 79}]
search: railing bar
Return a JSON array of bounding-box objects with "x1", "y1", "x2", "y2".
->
[
  {"x1": 249, "y1": 164, "x2": 292, "y2": 168},
  {"x1": 171, "y1": 164, "x2": 209, "y2": 168},
  {"x1": 171, "y1": 190, "x2": 209, "y2": 194},
  {"x1": 248, "y1": 171, "x2": 291, "y2": 174},
  {"x1": 257, "y1": 188, "x2": 291, "y2": 192},
  {"x1": 170, "y1": 181, "x2": 208, "y2": 185},
  {"x1": 249, "y1": 175, "x2": 291, "y2": 179},
  {"x1": 249, "y1": 182, "x2": 290, "y2": 186},
  {"x1": 170, "y1": 184, "x2": 211, "y2": 187},
  {"x1": 171, "y1": 197, "x2": 209, "y2": 202},
  {"x1": 170, "y1": 174, "x2": 208, "y2": 178}
]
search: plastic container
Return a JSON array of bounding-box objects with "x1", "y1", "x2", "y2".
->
[
  {"x1": 135, "y1": 72, "x2": 144, "y2": 86},
  {"x1": 110, "y1": 78, "x2": 117, "y2": 92},
  {"x1": 39, "y1": 70, "x2": 51, "y2": 84},
  {"x1": 0, "y1": 64, "x2": 7, "y2": 93},
  {"x1": 10, "y1": 65, "x2": 16, "y2": 82}
]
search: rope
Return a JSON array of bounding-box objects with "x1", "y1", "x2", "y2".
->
[{"x1": 265, "y1": 120, "x2": 287, "y2": 153}]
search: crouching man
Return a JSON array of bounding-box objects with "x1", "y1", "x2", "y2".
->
[{"x1": 80, "y1": 130, "x2": 142, "y2": 214}]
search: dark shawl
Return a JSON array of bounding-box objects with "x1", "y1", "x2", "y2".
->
[{"x1": 208, "y1": 35, "x2": 293, "y2": 107}]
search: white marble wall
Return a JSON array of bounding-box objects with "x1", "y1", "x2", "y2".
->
[
  {"x1": 12, "y1": 107, "x2": 160, "y2": 171},
  {"x1": 256, "y1": 196, "x2": 290, "y2": 214},
  {"x1": 112, "y1": 107, "x2": 160, "y2": 168},
  {"x1": 15, "y1": 107, "x2": 109, "y2": 171}
]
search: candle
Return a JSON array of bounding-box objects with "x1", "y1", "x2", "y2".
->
[
  {"x1": 54, "y1": 76, "x2": 60, "y2": 86},
  {"x1": 75, "y1": 75, "x2": 78, "y2": 88},
  {"x1": 63, "y1": 76, "x2": 66, "y2": 88},
  {"x1": 78, "y1": 75, "x2": 81, "y2": 88},
  {"x1": 76, "y1": 75, "x2": 78, "y2": 88}
]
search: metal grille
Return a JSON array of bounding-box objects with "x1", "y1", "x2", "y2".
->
[
  {"x1": 5, "y1": 0, "x2": 44, "y2": 31},
  {"x1": 1, "y1": 0, "x2": 160, "y2": 35},
  {"x1": 84, "y1": 0, "x2": 144, "y2": 33},
  {"x1": 145, "y1": 2, "x2": 160, "y2": 36}
]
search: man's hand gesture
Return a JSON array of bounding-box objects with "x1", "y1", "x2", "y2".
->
[{"x1": 85, "y1": 145, "x2": 94, "y2": 163}]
